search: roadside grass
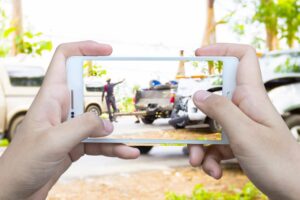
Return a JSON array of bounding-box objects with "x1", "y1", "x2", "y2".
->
[
  {"x1": 165, "y1": 182, "x2": 267, "y2": 200},
  {"x1": 0, "y1": 138, "x2": 9, "y2": 147}
]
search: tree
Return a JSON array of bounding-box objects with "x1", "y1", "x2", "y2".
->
[
  {"x1": 176, "y1": 50, "x2": 185, "y2": 77},
  {"x1": 202, "y1": 0, "x2": 216, "y2": 46},
  {"x1": 0, "y1": 0, "x2": 52, "y2": 57},
  {"x1": 231, "y1": 0, "x2": 300, "y2": 50},
  {"x1": 202, "y1": 0, "x2": 232, "y2": 74},
  {"x1": 83, "y1": 61, "x2": 107, "y2": 78},
  {"x1": 11, "y1": 0, "x2": 22, "y2": 55},
  {"x1": 277, "y1": 0, "x2": 300, "y2": 48},
  {"x1": 254, "y1": 0, "x2": 279, "y2": 50}
]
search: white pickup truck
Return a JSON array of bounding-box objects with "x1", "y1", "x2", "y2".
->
[{"x1": 0, "y1": 59, "x2": 106, "y2": 140}]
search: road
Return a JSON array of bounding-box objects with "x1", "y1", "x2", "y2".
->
[
  {"x1": 63, "y1": 117, "x2": 189, "y2": 180},
  {"x1": 61, "y1": 146, "x2": 189, "y2": 181},
  {"x1": 96, "y1": 116, "x2": 221, "y2": 141},
  {"x1": 61, "y1": 117, "x2": 228, "y2": 181},
  {"x1": 112, "y1": 117, "x2": 173, "y2": 134},
  {"x1": 0, "y1": 117, "x2": 234, "y2": 181}
]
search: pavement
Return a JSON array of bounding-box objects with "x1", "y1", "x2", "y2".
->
[
  {"x1": 0, "y1": 117, "x2": 237, "y2": 182},
  {"x1": 61, "y1": 146, "x2": 189, "y2": 181}
]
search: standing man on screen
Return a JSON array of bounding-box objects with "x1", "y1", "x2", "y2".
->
[{"x1": 102, "y1": 78, "x2": 125, "y2": 122}]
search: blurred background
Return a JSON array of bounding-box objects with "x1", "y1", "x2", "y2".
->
[{"x1": 0, "y1": 0, "x2": 299, "y2": 199}]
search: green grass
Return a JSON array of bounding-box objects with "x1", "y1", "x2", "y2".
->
[
  {"x1": 0, "y1": 139, "x2": 9, "y2": 147},
  {"x1": 165, "y1": 182, "x2": 267, "y2": 200}
]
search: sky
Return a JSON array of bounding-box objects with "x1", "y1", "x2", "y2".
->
[
  {"x1": 20, "y1": 0, "x2": 238, "y2": 56},
  {"x1": 0, "y1": 0, "x2": 246, "y2": 93},
  {"x1": 1, "y1": 0, "x2": 278, "y2": 93}
]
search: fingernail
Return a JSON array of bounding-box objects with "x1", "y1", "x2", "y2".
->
[
  {"x1": 194, "y1": 90, "x2": 212, "y2": 102},
  {"x1": 103, "y1": 120, "x2": 114, "y2": 133}
]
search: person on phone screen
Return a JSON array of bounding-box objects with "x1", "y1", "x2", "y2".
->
[{"x1": 102, "y1": 78, "x2": 125, "y2": 122}]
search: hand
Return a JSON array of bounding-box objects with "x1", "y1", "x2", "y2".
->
[
  {"x1": 0, "y1": 41, "x2": 140, "y2": 200},
  {"x1": 188, "y1": 44, "x2": 300, "y2": 199}
]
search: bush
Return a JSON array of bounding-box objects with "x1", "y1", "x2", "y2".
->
[{"x1": 165, "y1": 182, "x2": 267, "y2": 200}]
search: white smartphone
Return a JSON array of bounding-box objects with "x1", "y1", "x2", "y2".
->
[{"x1": 66, "y1": 56, "x2": 238, "y2": 145}]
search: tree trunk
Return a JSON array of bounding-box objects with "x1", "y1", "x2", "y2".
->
[
  {"x1": 265, "y1": 26, "x2": 279, "y2": 50},
  {"x1": 202, "y1": 0, "x2": 215, "y2": 74},
  {"x1": 176, "y1": 50, "x2": 185, "y2": 78},
  {"x1": 262, "y1": 0, "x2": 279, "y2": 51},
  {"x1": 201, "y1": 0, "x2": 216, "y2": 47},
  {"x1": 11, "y1": 0, "x2": 23, "y2": 56}
]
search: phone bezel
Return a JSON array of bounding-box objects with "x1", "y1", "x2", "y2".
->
[{"x1": 66, "y1": 56, "x2": 238, "y2": 145}]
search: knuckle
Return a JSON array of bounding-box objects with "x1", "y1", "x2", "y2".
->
[
  {"x1": 55, "y1": 42, "x2": 74, "y2": 55},
  {"x1": 245, "y1": 44, "x2": 256, "y2": 54},
  {"x1": 84, "y1": 112, "x2": 101, "y2": 131},
  {"x1": 55, "y1": 43, "x2": 67, "y2": 52}
]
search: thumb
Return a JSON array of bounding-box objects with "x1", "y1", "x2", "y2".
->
[
  {"x1": 46, "y1": 112, "x2": 114, "y2": 152},
  {"x1": 193, "y1": 90, "x2": 255, "y2": 142}
]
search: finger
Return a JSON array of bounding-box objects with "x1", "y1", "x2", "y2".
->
[
  {"x1": 195, "y1": 44, "x2": 283, "y2": 128},
  {"x1": 193, "y1": 90, "x2": 259, "y2": 144},
  {"x1": 84, "y1": 143, "x2": 140, "y2": 159},
  {"x1": 46, "y1": 112, "x2": 114, "y2": 151},
  {"x1": 188, "y1": 144, "x2": 205, "y2": 167},
  {"x1": 44, "y1": 40, "x2": 112, "y2": 85},
  {"x1": 232, "y1": 85, "x2": 285, "y2": 128},
  {"x1": 202, "y1": 147, "x2": 222, "y2": 179},
  {"x1": 195, "y1": 43, "x2": 264, "y2": 87},
  {"x1": 202, "y1": 145, "x2": 234, "y2": 179}
]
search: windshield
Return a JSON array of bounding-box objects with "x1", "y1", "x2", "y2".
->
[{"x1": 6, "y1": 66, "x2": 45, "y2": 87}]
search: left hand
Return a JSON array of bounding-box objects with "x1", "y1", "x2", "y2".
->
[{"x1": 0, "y1": 41, "x2": 140, "y2": 200}]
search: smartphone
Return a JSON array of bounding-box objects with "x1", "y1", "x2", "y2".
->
[{"x1": 66, "y1": 56, "x2": 238, "y2": 145}]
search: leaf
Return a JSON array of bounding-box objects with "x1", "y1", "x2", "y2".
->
[
  {"x1": 3, "y1": 27, "x2": 16, "y2": 38},
  {"x1": 24, "y1": 31, "x2": 34, "y2": 39},
  {"x1": 34, "y1": 32, "x2": 43, "y2": 37}
]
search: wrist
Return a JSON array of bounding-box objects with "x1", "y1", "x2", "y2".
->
[{"x1": 0, "y1": 156, "x2": 15, "y2": 199}]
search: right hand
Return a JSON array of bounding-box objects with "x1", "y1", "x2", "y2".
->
[{"x1": 189, "y1": 44, "x2": 300, "y2": 200}]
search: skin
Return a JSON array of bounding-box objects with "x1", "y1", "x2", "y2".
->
[
  {"x1": 189, "y1": 43, "x2": 300, "y2": 200},
  {"x1": 0, "y1": 41, "x2": 140, "y2": 200},
  {"x1": 0, "y1": 41, "x2": 298, "y2": 199}
]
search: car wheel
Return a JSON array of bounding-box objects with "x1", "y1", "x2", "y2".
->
[
  {"x1": 208, "y1": 118, "x2": 222, "y2": 133},
  {"x1": 134, "y1": 146, "x2": 153, "y2": 154},
  {"x1": 285, "y1": 115, "x2": 300, "y2": 142},
  {"x1": 141, "y1": 116, "x2": 156, "y2": 124},
  {"x1": 170, "y1": 110, "x2": 186, "y2": 129},
  {"x1": 86, "y1": 105, "x2": 102, "y2": 116},
  {"x1": 8, "y1": 114, "x2": 25, "y2": 141}
]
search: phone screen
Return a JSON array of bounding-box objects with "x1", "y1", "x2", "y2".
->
[{"x1": 80, "y1": 58, "x2": 225, "y2": 144}]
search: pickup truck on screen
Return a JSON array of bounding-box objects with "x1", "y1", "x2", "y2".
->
[{"x1": 134, "y1": 83, "x2": 177, "y2": 124}]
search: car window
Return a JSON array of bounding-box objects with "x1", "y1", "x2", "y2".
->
[
  {"x1": 86, "y1": 86, "x2": 104, "y2": 92},
  {"x1": 9, "y1": 76, "x2": 44, "y2": 87},
  {"x1": 6, "y1": 66, "x2": 45, "y2": 87}
]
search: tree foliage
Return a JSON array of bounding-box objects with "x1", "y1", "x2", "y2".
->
[
  {"x1": 0, "y1": 0, "x2": 52, "y2": 57},
  {"x1": 230, "y1": 0, "x2": 300, "y2": 50},
  {"x1": 277, "y1": 0, "x2": 300, "y2": 47},
  {"x1": 83, "y1": 61, "x2": 107, "y2": 77}
]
